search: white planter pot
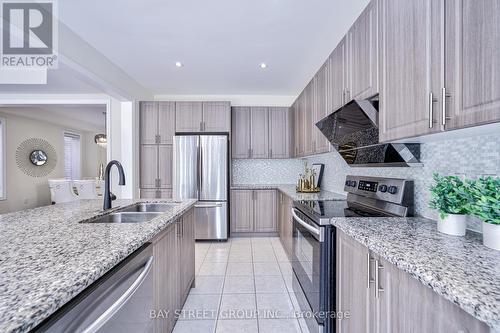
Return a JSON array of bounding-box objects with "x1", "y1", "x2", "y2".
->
[
  {"x1": 483, "y1": 222, "x2": 500, "y2": 251},
  {"x1": 437, "y1": 214, "x2": 466, "y2": 236}
]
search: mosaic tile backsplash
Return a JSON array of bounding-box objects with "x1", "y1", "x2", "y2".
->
[{"x1": 232, "y1": 132, "x2": 500, "y2": 232}]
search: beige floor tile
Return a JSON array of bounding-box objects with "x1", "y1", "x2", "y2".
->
[
  {"x1": 228, "y1": 252, "x2": 253, "y2": 262},
  {"x1": 254, "y1": 276, "x2": 287, "y2": 293},
  {"x1": 215, "y1": 319, "x2": 258, "y2": 333},
  {"x1": 223, "y1": 276, "x2": 255, "y2": 294},
  {"x1": 256, "y1": 293, "x2": 295, "y2": 319},
  {"x1": 173, "y1": 320, "x2": 216, "y2": 333},
  {"x1": 253, "y1": 262, "x2": 281, "y2": 276},
  {"x1": 190, "y1": 276, "x2": 224, "y2": 295},
  {"x1": 252, "y1": 252, "x2": 277, "y2": 263},
  {"x1": 198, "y1": 262, "x2": 227, "y2": 276},
  {"x1": 218, "y1": 294, "x2": 257, "y2": 320},
  {"x1": 258, "y1": 319, "x2": 302, "y2": 333},
  {"x1": 226, "y1": 262, "x2": 254, "y2": 276},
  {"x1": 178, "y1": 294, "x2": 220, "y2": 320},
  {"x1": 277, "y1": 261, "x2": 293, "y2": 276}
]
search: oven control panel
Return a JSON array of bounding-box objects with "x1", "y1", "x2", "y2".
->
[{"x1": 344, "y1": 175, "x2": 413, "y2": 206}]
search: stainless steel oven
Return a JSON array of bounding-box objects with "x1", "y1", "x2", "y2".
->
[{"x1": 291, "y1": 207, "x2": 335, "y2": 333}]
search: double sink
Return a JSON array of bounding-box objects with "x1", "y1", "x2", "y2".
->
[{"x1": 82, "y1": 203, "x2": 177, "y2": 224}]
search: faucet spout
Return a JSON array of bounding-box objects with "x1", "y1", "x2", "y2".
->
[{"x1": 103, "y1": 160, "x2": 126, "y2": 210}]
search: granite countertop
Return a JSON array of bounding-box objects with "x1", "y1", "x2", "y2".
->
[
  {"x1": 330, "y1": 216, "x2": 500, "y2": 330},
  {"x1": 231, "y1": 184, "x2": 346, "y2": 201},
  {"x1": 0, "y1": 199, "x2": 196, "y2": 333}
]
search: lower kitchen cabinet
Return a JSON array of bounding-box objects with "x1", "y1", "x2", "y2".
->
[
  {"x1": 152, "y1": 208, "x2": 195, "y2": 333},
  {"x1": 230, "y1": 189, "x2": 277, "y2": 235},
  {"x1": 277, "y1": 191, "x2": 293, "y2": 258},
  {"x1": 337, "y1": 230, "x2": 490, "y2": 333}
]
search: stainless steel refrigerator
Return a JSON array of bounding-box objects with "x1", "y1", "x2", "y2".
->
[{"x1": 173, "y1": 135, "x2": 228, "y2": 240}]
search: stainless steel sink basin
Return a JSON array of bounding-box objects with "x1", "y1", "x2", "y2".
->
[
  {"x1": 82, "y1": 212, "x2": 163, "y2": 224},
  {"x1": 118, "y1": 203, "x2": 177, "y2": 213}
]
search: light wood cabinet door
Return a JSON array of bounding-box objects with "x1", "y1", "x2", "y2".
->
[
  {"x1": 153, "y1": 223, "x2": 179, "y2": 333},
  {"x1": 180, "y1": 209, "x2": 195, "y2": 302},
  {"x1": 158, "y1": 145, "x2": 172, "y2": 189},
  {"x1": 296, "y1": 93, "x2": 305, "y2": 157},
  {"x1": 202, "y1": 101, "x2": 231, "y2": 132},
  {"x1": 254, "y1": 190, "x2": 277, "y2": 232},
  {"x1": 303, "y1": 82, "x2": 314, "y2": 156},
  {"x1": 279, "y1": 193, "x2": 293, "y2": 258},
  {"x1": 347, "y1": 0, "x2": 378, "y2": 101},
  {"x1": 379, "y1": 0, "x2": 444, "y2": 142},
  {"x1": 250, "y1": 107, "x2": 269, "y2": 158},
  {"x1": 337, "y1": 230, "x2": 369, "y2": 333},
  {"x1": 444, "y1": 0, "x2": 500, "y2": 130},
  {"x1": 140, "y1": 102, "x2": 158, "y2": 145},
  {"x1": 269, "y1": 107, "x2": 291, "y2": 158},
  {"x1": 175, "y1": 102, "x2": 203, "y2": 132},
  {"x1": 328, "y1": 37, "x2": 348, "y2": 113},
  {"x1": 140, "y1": 145, "x2": 158, "y2": 189},
  {"x1": 140, "y1": 189, "x2": 158, "y2": 199},
  {"x1": 158, "y1": 102, "x2": 175, "y2": 144},
  {"x1": 231, "y1": 107, "x2": 251, "y2": 159},
  {"x1": 313, "y1": 62, "x2": 330, "y2": 154},
  {"x1": 230, "y1": 190, "x2": 254, "y2": 233}
]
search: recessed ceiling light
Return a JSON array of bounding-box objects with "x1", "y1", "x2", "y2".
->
[
  {"x1": 175, "y1": 62, "x2": 183, "y2": 68},
  {"x1": 260, "y1": 63, "x2": 267, "y2": 69}
]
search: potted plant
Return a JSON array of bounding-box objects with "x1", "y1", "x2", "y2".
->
[
  {"x1": 429, "y1": 173, "x2": 470, "y2": 236},
  {"x1": 466, "y1": 177, "x2": 500, "y2": 250}
]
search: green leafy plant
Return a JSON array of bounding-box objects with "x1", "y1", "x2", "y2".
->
[
  {"x1": 429, "y1": 173, "x2": 471, "y2": 219},
  {"x1": 466, "y1": 177, "x2": 500, "y2": 225}
]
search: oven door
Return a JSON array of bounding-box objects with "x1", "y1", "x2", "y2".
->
[{"x1": 291, "y1": 207, "x2": 325, "y2": 331}]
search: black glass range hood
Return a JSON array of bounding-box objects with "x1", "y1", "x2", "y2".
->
[{"x1": 315, "y1": 99, "x2": 421, "y2": 167}]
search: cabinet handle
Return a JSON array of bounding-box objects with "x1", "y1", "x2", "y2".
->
[
  {"x1": 157, "y1": 178, "x2": 161, "y2": 187},
  {"x1": 200, "y1": 122, "x2": 203, "y2": 131},
  {"x1": 367, "y1": 253, "x2": 371, "y2": 289},
  {"x1": 250, "y1": 148, "x2": 253, "y2": 158},
  {"x1": 202, "y1": 122, "x2": 206, "y2": 131},
  {"x1": 428, "y1": 92, "x2": 436, "y2": 128},
  {"x1": 442, "y1": 87, "x2": 452, "y2": 126},
  {"x1": 156, "y1": 190, "x2": 161, "y2": 199},
  {"x1": 346, "y1": 89, "x2": 350, "y2": 102},
  {"x1": 375, "y1": 259, "x2": 384, "y2": 299},
  {"x1": 269, "y1": 148, "x2": 272, "y2": 158},
  {"x1": 155, "y1": 135, "x2": 160, "y2": 144},
  {"x1": 248, "y1": 148, "x2": 251, "y2": 158}
]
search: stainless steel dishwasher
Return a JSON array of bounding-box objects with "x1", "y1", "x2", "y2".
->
[{"x1": 35, "y1": 243, "x2": 154, "y2": 333}]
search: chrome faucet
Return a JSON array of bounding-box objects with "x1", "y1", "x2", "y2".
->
[{"x1": 103, "y1": 160, "x2": 126, "y2": 210}]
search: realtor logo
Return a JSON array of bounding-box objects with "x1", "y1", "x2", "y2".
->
[{"x1": 1, "y1": 0, "x2": 58, "y2": 68}]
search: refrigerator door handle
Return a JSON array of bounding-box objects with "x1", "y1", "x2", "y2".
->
[{"x1": 199, "y1": 144, "x2": 203, "y2": 194}]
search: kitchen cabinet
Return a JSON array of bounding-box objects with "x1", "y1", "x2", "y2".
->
[
  {"x1": 175, "y1": 102, "x2": 203, "y2": 132},
  {"x1": 269, "y1": 107, "x2": 291, "y2": 158},
  {"x1": 250, "y1": 107, "x2": 270, "y2": 158},
  {"x1": 444, "y1": 0, "x2": 500, "y2": 130},
  {"x1": 347, "y1": 0, "x2": 378, "y2": 101},
  {"x1": 175, "y1": 101, "x2": 231, "y2": 133},
  {"x1": 313, "y1": 62, "x2": 331, "y2": 154},
  {"x1": 230, "y1": 190, "x2": 254, "y2": 232},
  {"x1": 153, "y1": 208, "x2": 195, "y2": 333},
  {"x1": 230, "y1": 189, "x2": 277, "y2": 234},
  {"x1": 140, "y1": 101, "x2": 176, "y2": 144},
  {"x1": 303, "y1": 81, "x2": 314, "y2": 156},
  {"x1": 231, "y1": 107, "x2": 252, "y2": 158},
  {"x1": 140, "y1": 101, "x2": 175, "y2": 199},
  {"x1": 328, "y1": 37, "x2": 348, "y2": 113},
  {"x1": 296, "y1": 94, "x2": 305, "y2": 157},
  {"x1": 337, "y1": 230, "x2": 490, "y2": 333},
  {"x1": 202, "y1": 101, "x2": 231, "y2": 132},
  {"x1": 277, "y1": 192, "x2": 293, "y2": 258},
  {"x1": 254, "y1": 190, "x2": 277, "y2": 232},
  {"x1": 378, "y1": 0, "x2": 444, "y2": 142}
]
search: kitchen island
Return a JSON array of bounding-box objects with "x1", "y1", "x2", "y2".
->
[{"x1": 0, "y1": 199, "x2": 196, "y2": 333}]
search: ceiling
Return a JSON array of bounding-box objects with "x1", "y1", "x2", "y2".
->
[
  {"x1": 58, "y1": 0, "x2": 370, "y2": 96},
  {"x1": 0, "y1": 104, "x2": 107, "y2": 132}
]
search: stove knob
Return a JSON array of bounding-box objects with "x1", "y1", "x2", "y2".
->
[
  {"x1": 351, "y1": 181, "x2": 357, "y2": 187},
  {"x1": 379, "y1": 185, "x2": 388, "y2": 193},
  {"x1": 388, "y1": 186, "x2": 398, "y2": 194}
]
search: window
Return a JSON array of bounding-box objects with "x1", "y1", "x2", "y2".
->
[
  {"x1": 64, "y1": 131, "x2": 81, "y2": 180},
  {"x1": 0, "y1": 119, "x2": 5, "y2": 200}
]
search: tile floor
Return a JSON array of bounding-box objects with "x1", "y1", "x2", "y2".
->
[{"x1": 173, "y1": 237, "x2": 308, "y2": 333}]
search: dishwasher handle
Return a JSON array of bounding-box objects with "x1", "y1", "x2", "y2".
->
[{"x1": 81, "y1": 256, "x2": 154, "y2": 333}]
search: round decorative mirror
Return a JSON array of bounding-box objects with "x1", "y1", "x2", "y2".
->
[{"x1": 30, "y1": 150, "x2": 48, "y2": 166}]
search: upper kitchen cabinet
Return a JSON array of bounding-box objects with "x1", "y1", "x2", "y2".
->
[
  {"x1": 328, "y1": 37, "x2": 348, "y2": 113},
  {"x1": 231, "y1": 107, "x2": 251, "y2": 158},
  {"x1": 347, "y1": 0, "x2": 378, "y2": 101},
  {"x1": 175, "y1": 101, "x2": 231, "y2": 133},
  {"x1": 140, "y1": 101, "x2": 176, "y2": 144},
  {"x1": 202, "y1": 101, "x2": 231, "y2": 132},
  {"x1": 250, "y1": 107, "x2": 270, "y2": 158},
  {"x1": 269, "y1": 107, "x2": 291, "y2": 158},
  {"x1": 444, "y1": 0, "x2": 500, "y2": 130},
  {"x1": 313, "y1": 61, "x2": 331, "y2": 154},
  {"x1": 175, "y1": 102, "x2": 203, "y2": 132},
  {"x1": 303, "y1": 81, "x2": 315, "y2": 156},
  {"x1": 378, "y1": 0, "x2": 444, "y2": 142}
]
